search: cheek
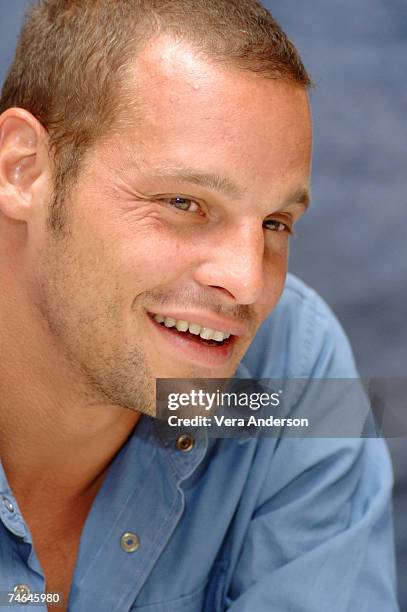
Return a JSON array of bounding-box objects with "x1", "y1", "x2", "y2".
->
[
  {"x1": 109, "y1": 213, "x2": 201, "y2": 292},
  {"x1": 259, "y1": 244, "x2": 289, "y2": 316}
]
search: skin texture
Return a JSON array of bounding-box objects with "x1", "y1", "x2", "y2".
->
[{"x1": 0, "y1": 35, "x2": 312, "y2": 599}]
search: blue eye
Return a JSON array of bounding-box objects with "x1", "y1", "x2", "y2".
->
[
  {"x1": 263, "y1": 219, "x2": 293, "y2": 234},
  {"x1": 168, "y1": 197, "x2": 200, "y2": 212}
]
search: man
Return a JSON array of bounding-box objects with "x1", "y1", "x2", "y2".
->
[{"x1": 0, "y1": 1, "x2": 398, "y2": 610}]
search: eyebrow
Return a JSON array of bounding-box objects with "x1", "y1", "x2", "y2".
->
[
  {"x1": 147, "y1": 165, "x2": 245, "y2": 199},
  {"x1": 286, "y1": 188, "x2": 311, "y2": 211},
  {"x1": 146, "y1": 165, "x2": 310, "y2": 210}
]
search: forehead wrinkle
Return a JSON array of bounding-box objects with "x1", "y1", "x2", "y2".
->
[{"x1": 144, "y1": 164, "x2": 245, "y2": 199}]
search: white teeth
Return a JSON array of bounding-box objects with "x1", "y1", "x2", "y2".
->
[
  {"x1": 152, "y1": 313, "x2": 230, "y2": 342},
  {"x1": 200, "y1": 328, "x2": 214, "y2": 340},
  {"x1": 176, "y1": 320, "x2": 189, "y2": 332},
  {"x1": 164, "y1": 317, "x2": 176, "y2": 328},
  {"x1": 189, "y1": 323, "x2": 202, "y2": 335}
]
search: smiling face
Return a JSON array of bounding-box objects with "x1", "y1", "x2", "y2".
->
[{"x1": 32, "y1": 36, "x2": 312, "y2": 415}]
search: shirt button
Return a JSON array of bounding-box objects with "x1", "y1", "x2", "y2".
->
[
  {"x1": 13, "y1": 584, "x2": 31, "y2": 598},
  {"x1": 176, "y1": 433, "x2": 195, "y2": 452},
  {"x1": 120, "y1": 532, "x2": 140, "y2": 553},
  {"x1": 2, "y1": 496, "x2": 15, "y2": 513}
]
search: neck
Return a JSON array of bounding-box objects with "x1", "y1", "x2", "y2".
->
[
  {"x1": 0, "y1": 282, "x2": 140, "y2": 506},
  {"x1": 0, "y1": 396, "x2": 140, "y2": 506}
]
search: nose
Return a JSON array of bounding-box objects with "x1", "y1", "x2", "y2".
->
[{"x1": 193, "y1": 220, "x2": 265, "y2": 305}]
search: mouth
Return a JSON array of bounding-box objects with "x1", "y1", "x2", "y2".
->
[{"x1": 146, "y1": 310, "x2": 240, "y2": 367}]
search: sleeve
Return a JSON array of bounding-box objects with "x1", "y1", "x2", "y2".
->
[{"x1": 223, "y1": 281, "x2": 399, "y2": 611}]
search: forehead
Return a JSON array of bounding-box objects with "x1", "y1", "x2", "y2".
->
[{"x1": 112, "y1": 36, "x2": 312, "y2": 191}]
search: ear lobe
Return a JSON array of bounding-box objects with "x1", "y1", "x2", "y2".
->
[{"x1": 0, "y1": 111, "x2": 45, "y2": 221}]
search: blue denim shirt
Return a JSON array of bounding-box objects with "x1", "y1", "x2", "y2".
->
[{"x1": 0, "y1": 275, "x2": 398, "y2": 611}]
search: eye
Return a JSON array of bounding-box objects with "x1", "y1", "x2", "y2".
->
[
  {"x1": 263, "y1": 219, "x2": 293, "y2": 234},
  {"x1": 166, "y1": 196, "x2": 201, "y2": 213}
]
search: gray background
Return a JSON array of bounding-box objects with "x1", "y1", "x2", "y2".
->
[
  {"x1": 1, "y1": 0, "x2": 406, "y2": 607},
  {"x1": 266, "y1": 3, "x2": 407, "y2": 607}
]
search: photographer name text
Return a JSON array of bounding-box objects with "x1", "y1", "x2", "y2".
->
[{"x1": 167, "y1": 415, "x2": 309, "y2": 428}]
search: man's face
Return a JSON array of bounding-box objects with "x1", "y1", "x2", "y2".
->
[{"x1": 34, "y1": 37, "x2": 312, "y2": 415}]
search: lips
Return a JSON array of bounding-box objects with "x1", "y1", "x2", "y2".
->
[{"x1": 146, "y1": 310, "x2": 240, "y2": 367}]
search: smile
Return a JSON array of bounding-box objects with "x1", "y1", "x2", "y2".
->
[
  {"x1": 151, "y1": 313, "x2": 231, "y2": 343},
  {"x1": 146, "y1": 309, "x2": 241, "y2": 367}
]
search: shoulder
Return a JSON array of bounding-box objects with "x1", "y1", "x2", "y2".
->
[{"x1": 240, "y1": 273, "x2": 357, "y2": 378}]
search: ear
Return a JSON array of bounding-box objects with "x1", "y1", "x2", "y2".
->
[{"x1": 0, "y1": 108, "x2": 50, "y2": 222}]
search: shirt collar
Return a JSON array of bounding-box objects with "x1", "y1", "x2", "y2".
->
[
  {"x1": 151, "y1": 415, "x2": 208, "y2": 483},
  {"x1": 151, "y1": 362, "x2": 254, "y2": 473},
  {"x1": 0, "y1": 363, "x2": 252, "y2": 516}
]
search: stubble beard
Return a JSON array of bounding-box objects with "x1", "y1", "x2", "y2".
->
[{"x1": 35, "y1": 197, "x2": 158, "y2": 417}]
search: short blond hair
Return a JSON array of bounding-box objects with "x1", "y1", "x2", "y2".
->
[{"x1": 0, "y1": 0, "x2": 312, "y2": 232}]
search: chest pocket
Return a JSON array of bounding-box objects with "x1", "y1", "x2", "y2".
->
[{"x1": 130, "y1": 580, "x2": 208, "y2": 612}]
